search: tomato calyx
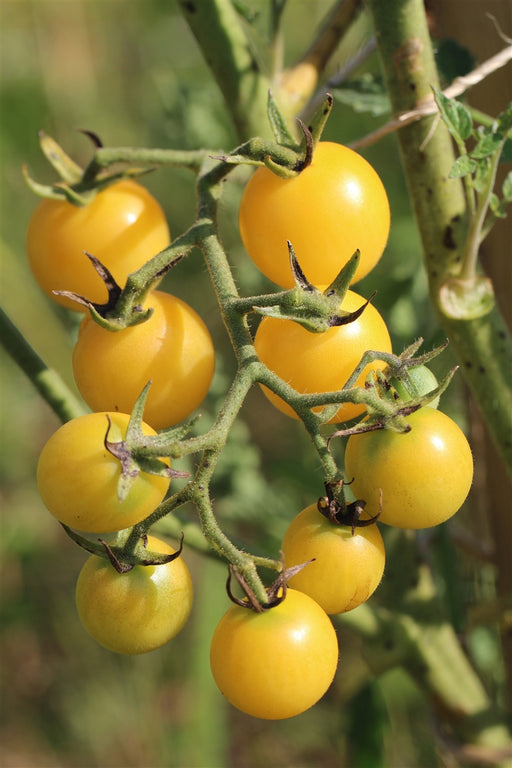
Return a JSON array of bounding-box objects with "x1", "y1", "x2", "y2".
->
[
  {"x1": 252, "y1": 248, "x2": 370, "y2": 333},
  {"x1": 317, "y1": 480, "x2": 381, "y2": 535},
  {"x1": 100, "y1": 532, "x2": 186, "y2": 573},
  {"x1": 103, "y1": 412, "x2": 186, "y2": 504},
  {"x1": 226, "y1": 561, "x2": 314, "y2": 613},
  {"x1": 55, "y1": 251, "x2": 184, "y2": 331},
  {"x1": 24, "y1": 130, "x2": 160, "y2": 204}
]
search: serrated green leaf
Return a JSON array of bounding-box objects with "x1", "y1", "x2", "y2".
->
[
  {"x1": 232, "y1": 0, "x2": 259, "y2": 24},
  {"x1": 332, "y1": 74, "x2": 391, "y2": 117},
  {"x1": 434, "y1": 38, "x2": 475, "y2": 84},
  {"x1": 449, "y1": 155, "x2": 477, "y2": 178},
  {"x1": 501, "y1": 138, "x2": 512, "y2": 163},
  {"x1": 473, "y1": 156, "x2": 492, "y2": 193},
  {"x1": 489, "y1": 193, "x2": 501, "y2": 214},
  {"x1": 471, "y1": 129, "x2": 504, "y2": 159},
  {"x1": 497, "y1": 102, "x2": 512, "y2": 133},
  {"x1": 502, "y1": 171, "x2": 512, "y2": 203},
  {"x1": 433, "y1": 87, "x2": 473, "y2": 141}
]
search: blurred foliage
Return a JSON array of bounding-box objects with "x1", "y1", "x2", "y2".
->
[{"x1": 0, "y1": 1, "x2": 507, "y2": 767}]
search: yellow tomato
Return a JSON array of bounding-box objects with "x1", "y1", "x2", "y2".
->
[{"x1": 239, "y1": 141, "x2": 390, "y2": 288}]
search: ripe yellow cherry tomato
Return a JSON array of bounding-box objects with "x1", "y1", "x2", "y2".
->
[
  {"x1": 75, "y1": 536, "x2": 193, "y2": 654},
  {"x1": 281, "y1": 504, "x2": 385, "y2": 614},
  {"x1": 239, "y1": 141, "x2": 390, "y2": 288},
  {"x1": 37, "y1": 411, "x2": 170, "y2": 533},
  {"x1": 254, "y1": 290, "x2": 392, "y2": 423},
  {"x1": 210, "y1": 589, "x2": 338, "y2": 719},
  {"x1": 72, "y1": 290, "x2": 215, "y2": 430},
  {"x1": 344, "y1": 407, "x2": 474, "y2": 528},
  {"x1": 26, "y1": 180, "x2": 170, "y2": 311}
]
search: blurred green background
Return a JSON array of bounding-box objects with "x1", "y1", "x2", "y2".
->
[{"x1": 1, "y1": 2, "x2": 508, "y2": 766}]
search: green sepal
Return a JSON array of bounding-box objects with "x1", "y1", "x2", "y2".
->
[
  {"x1": 38, "y1": 131, "x2": 84, "y2": 184},
  {"x1": 22, "y1": 164, "x2": 92, "y2": 205},
  {"x1": 263, "y1": 154, "x2": 300, "y2": 178},
  {"x1": 323, "y1": 250, "x2": 360, "y2": 302},
  {"x1": 304, "y1": 92, "x2": 334, "y2": 149},
  {"x1": 267, "y1": 89, "x2": 300, "y2": 149}
]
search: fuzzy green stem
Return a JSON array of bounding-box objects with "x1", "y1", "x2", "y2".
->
[
  {"x1": 367, "y1": 0, "x2": 512, "y2": 478},
  {"x1": 0, "y1": 307, "x2": 86, "y2": 422},
  {"x1": 460, "y1": 148, "x2": 503, "y2": 281},
  {"x1": 177, "y1": 0, "x2": 271, "y2": 141}
]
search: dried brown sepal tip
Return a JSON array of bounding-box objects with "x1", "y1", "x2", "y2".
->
[
  {"x1": 317, "y1": 480, "x2": 381, "y2": 535},
  {"x1": 53, "y1": 251, "x2": 122, "y2": 317},
  {"x1": 226, "y1": 560, "x2": 315, "y2": 613},
  {"x1": 99, "y1": 532, "x2": 186, "y2": 573}
]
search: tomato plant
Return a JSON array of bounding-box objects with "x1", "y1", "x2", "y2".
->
[
  {"x1": 390, "y1": 364, "x2": 440, "y2": 408},
  {"x1": 254, "y1": 289, "x2": 392, "y2": 422},
  {"x1": 239, "y1": 141, "x2": 390, "y2": 288},
  {"x1": 281, "y1": 503, "x2": 385, "y2": 614},
  {"x1": 72, "y1": 290, "x2": 215, "y2": 430},
  {"x1": 26, "y1": 179, "x2": 170, "y2": 311},
  {"x1": 344, "y1": 407, "x2": 474, "y2": 528},
  {"x1": 37, "y1": 411, "x2": 170, "y2": 533},
  {"x1": 209, "y1": 588, "x2": 339, "y2": 720},
  {"x1": 75, "y1": 535, "x2": 193, "y2": 655}
]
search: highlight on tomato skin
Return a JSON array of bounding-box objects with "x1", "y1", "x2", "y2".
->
[
  {"x1": 254, "y1": 289, "x2": 392, "y2": 424},
  {"x1": 26, "y1": 179, "x2": 170, "y2": 311},
  {"x1": 75, "y1": 535, "x2": 194, "y2": 655},
  {"x1": 209, "y1": 588, "x2": 339, "y2": 720},
  {"x1": 281, "y1": 503, "x2": 386, "y2": 614},
  {"x1": 344, "y1": 407, "x2": 474, "y2": 529},
  {"x1": 239, "y1": 141, "x2": 390, "y2": 289}
]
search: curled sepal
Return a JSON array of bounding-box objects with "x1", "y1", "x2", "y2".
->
[
  {"x1": 53, "y1": 251, "x2": 123, "y2": 317},
  {"x1": 295, "y1": 119, "x2": 314, "y2": 171},
  {"x1": 102, "y1": 389, "x2": 178, "y2": 503},
  {"x1": 317, "y1": 480, "x2": 382, "y2": 535},
  {"x1": 131, "y1": 531, "x2": 186, "y2": 567},
  {"x1": 263, "y1": 154, "x2": 301, "y2": 178},
  {"x1": 328, "y1": 291, "x2": 376, "y2": 329},
  {"x1": 226, "y1": 561, "x2": 314, "y2": 613},
  {"x1": 438, "y1": 275, "x2": 495, "y2": 319},
  {"x1": 55, "y1": 250, "x2": 174, "y2": 331},
  {"x1": 22, "y1": 163, "x2": 92, "y2": 205},
  {"x1": 100, "y1": 533, "x2": 186, "y2": 572},
  {"x1": 267, "y1": 89, "x2": 300, "y2": 149}
]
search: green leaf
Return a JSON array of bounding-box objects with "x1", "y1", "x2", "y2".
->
[
  {"x1": 473, "y1": 156, "x2": 492, "y2": 193},
  {"x1": 471, "y1": 128, "x2": 504, "y2": 159},
  {"x1": 497, "y1": 101, "x2": 512, "y2": 133},
  {"x1": 434, "y1": 38, "x2": 475, "y2": 84},
  {"x1": 502, "y1": 170, "x2": 512, "y2": 203},
  {"x1": 501, "y1": 138, "x2": 512, "y2": 163},
  {"x1": 433, "y1": 87, "x2": 473, "y2": 142},
  {"x1": 332, "y1": 75, "x2": 391, "y2": 117},
  {"x1": 449, "y1": 155, "x2": 477, "y2": 178},
  {"x1": 488, "y1": 193, "x2": 507, "y2": 219}
]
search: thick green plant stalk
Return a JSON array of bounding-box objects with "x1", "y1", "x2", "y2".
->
[
  {"x1": 367, "y1": 0, "x2": 512, "y2": 480},
  {"x1": 177, "y1": 0, "x2": 271, "y2": 140}
]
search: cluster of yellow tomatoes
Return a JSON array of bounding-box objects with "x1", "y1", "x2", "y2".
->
[{"x1": 27, "y1": 141, "x2": 473, "y2": 720}]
